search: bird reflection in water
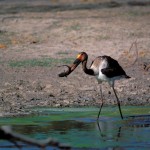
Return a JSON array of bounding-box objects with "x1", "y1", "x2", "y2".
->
[
  {"x1": 96, "y1": 118, "x2": 122, "y2": 143},
  {"x1": 96, "y1": 115, "x2": 150, "y2": 149}
]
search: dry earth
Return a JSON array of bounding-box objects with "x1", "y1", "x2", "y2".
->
[{"x1": 0, "y1": 0, "x2": 150, "y2": 116}]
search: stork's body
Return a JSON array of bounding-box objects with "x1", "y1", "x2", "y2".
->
[
  {"x1": 90, "y1": 56, "x2": 129, "y2": 86},
  {"x1": 59, "y1": 52, "x2": 130, "y2": 120}
]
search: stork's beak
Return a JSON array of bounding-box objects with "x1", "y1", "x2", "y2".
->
[
  {"x1": 58, "y1": 55, "x2": 82, "y2": 77},
  {"x1": 70, "y1": 57, "x2": 82, "y2": 71}
]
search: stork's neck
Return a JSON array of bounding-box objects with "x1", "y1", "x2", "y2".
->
[{"x1": 82, "y1": 60, "x2": 94, "y2": 76}]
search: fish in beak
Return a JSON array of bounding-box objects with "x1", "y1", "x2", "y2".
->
[{"x1": 58, "y1": 53, "x2": 83, "y2": 77}]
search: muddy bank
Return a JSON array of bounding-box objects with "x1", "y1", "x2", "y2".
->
[
  {"x1": 0, "y1": 62, "x2": 149, "y2": 116},
  {"x1": 0, "y1": 0, "x2": 150, "y2": 116}
]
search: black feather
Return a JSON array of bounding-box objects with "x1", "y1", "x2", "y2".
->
[{"x1": 101, "y1": 56, "x2": 128, "y2": 78}]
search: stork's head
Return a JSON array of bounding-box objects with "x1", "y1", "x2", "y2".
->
[
  {"x1": 58, "y1": 52, "x2": 88, "y2": 77},
  {"x1": 76, "y1": 52, "x2": 88, "y2": 62}
]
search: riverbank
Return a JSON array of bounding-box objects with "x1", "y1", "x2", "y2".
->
[{"x1": 0, "y1": 0, "x2": 150, "y2": 116}]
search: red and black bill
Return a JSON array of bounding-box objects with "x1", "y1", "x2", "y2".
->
[{"x1": 58, "y1": 53, "x2": 82, "y2": 77}]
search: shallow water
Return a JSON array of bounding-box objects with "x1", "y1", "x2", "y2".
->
[{"x1": 0, "y1": 106, "x2": 150, "y2": 150}]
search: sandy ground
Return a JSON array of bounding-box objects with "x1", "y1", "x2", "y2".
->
[{"x1": 0, "y1": 0, "x2": 150, "y2": 116}]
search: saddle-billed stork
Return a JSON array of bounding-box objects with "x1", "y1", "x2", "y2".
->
[{"x1": 58, "y1": 52, "x2": 130, "y2": 120}]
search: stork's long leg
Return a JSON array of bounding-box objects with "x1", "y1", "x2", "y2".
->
[
  {"x1": 112, "y1": 86, "x2": 123, "y2": 119},
  {"x1": 97, "y1": 84, "x2": 104, "y2": 120}
]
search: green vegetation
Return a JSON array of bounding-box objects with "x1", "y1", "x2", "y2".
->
[
  {"x1": 8, "y1": 57, "x2": 75, "y2": 67},
  {"x1": 97, "y1": 34, "x2": 110, "y2": 40},
  {"x1": 56, "y1": 51, "x2": 70, "y2": 55},
  {"x1": 0, "y1": 106, "x2": 150, "y2": 125},
  {"x1": 66, "y1": 23, "x2": 81, "y2": 32},
  {"x1": 127, "y1": 10, "x2": 150, "y2": 17},
  {"x1": 0, "y1": 30, "x2": 14, "y2": 45}
]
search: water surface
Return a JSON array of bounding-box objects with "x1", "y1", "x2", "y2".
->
[{"x1": 0, "y1": 106, "x2": 150, "y2": 149}]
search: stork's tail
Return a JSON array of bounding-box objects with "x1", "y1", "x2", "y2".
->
[{"x1": 125, "y1": 75, "x2": 131, "y2": 79}]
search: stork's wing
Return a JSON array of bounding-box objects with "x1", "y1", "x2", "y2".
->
[
  {"x1": 101, "y1": 56, "x2": 127, "y2": 78},
  {"x1": 101, "y1": 67, "x2": 125, "y2": 78}
]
